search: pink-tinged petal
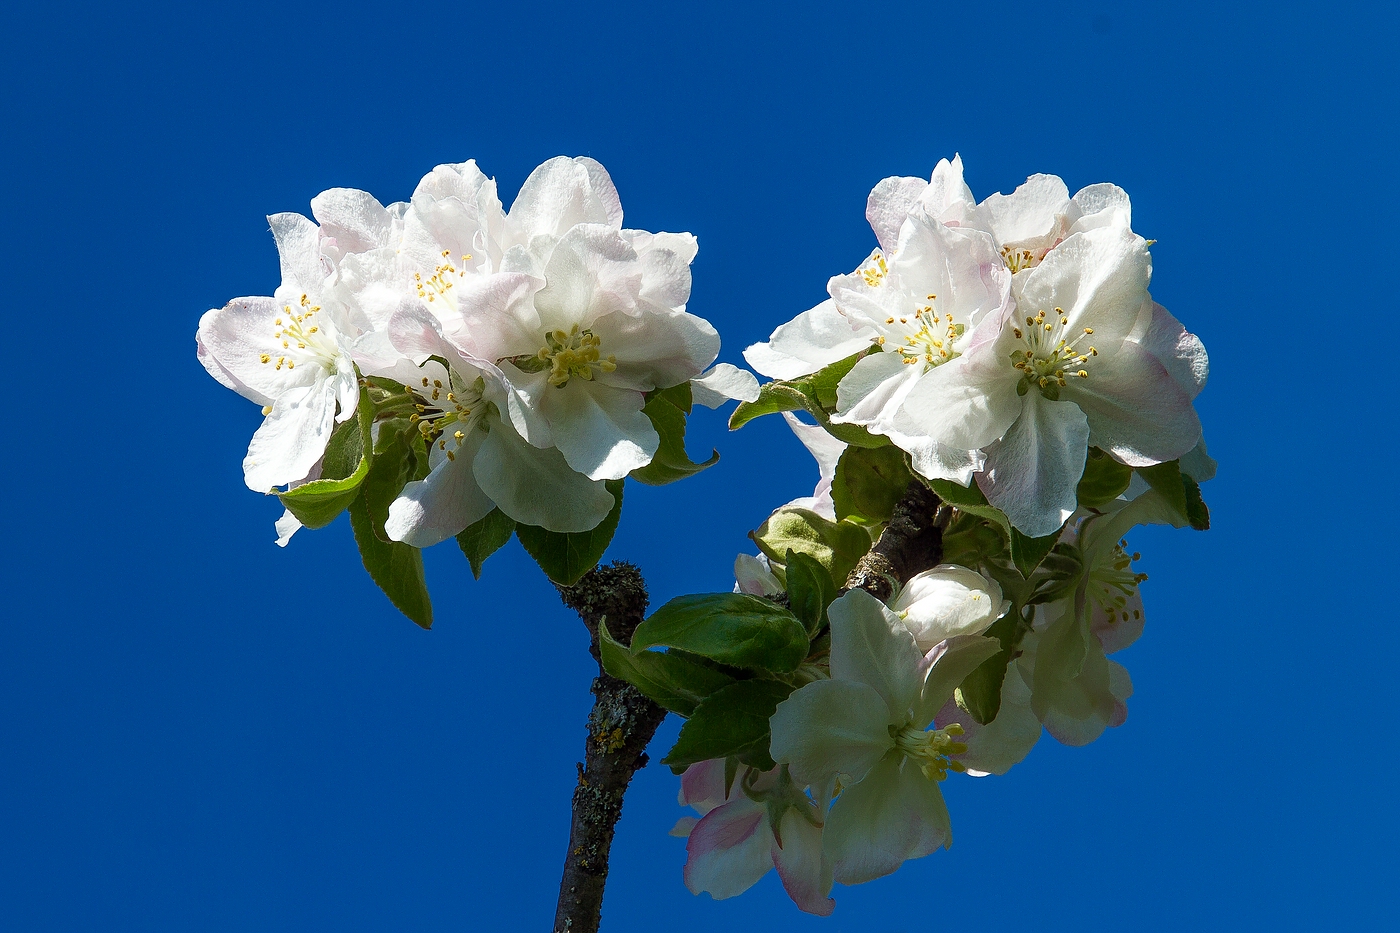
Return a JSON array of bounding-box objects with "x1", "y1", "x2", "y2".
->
[
  {"x1": 1106, "y1": 660, "x2": 1133, "y2": 728},
  {"x1": 243, "y1": 379, "x2": 339, "y2": 493},
  {"x1": 198, "y1": 297, "x2": 319, "y2": 406},
  {"x1": 829, "y1": 590, "x2": 926, "y2": 718},
  {"x1": 866, "y1": 175, "x2": 928, "y2": 254},
  {"x1": 534, "y1": 224, "x2": 643, "y2": 328},
  {"x1": 537, "y1": 380, "x2": 658, "y2": 481},
  {"x1": 472, "y1": 422, "x2": 615, "y2": 533},
  {"x1": 742, "y1": 299, "x2": 875, "y2": 380},
  {"x1": 444, "y1": 272, "x2": 543, "y2": 362},
  {"x1": 683, "y1": 799, "x2": 772, "y2": 900},
  {"x1": 914, "y1": 634, "x2": 1001, "y2": 727},
  {"x1": 1091, "y1": 589, "x2": 1144, "y2": 654},
  {"x1": 978, "y1": 392, "x2": 1090, "y2": 538},
  {"x1": 734, "y1": 554, "x2": 783, "y2": 597},
  {"x1": 1137, "y1": 300, "x2": 1208, "y2": 400},
  {"x1": 937, "y1": 662, "x2": 1042, "y2": 776},
  {"x1": 509, "y1": 157, "x2": 622, "y2": 247},
  {"x1": 772, "y1": 809, "x2": 834, "y2": 916},
  {"x1": 384, "y1": 429, "x2": 495, "y2": 547},
  {"x1": 825, "y1": 751, "x2": 951, "y2": 885},
  {"x1": 917, "y1": 154, "x2": 977, "y2": 224},
  {"x1": 679, "y1": 759, "x2": 731, "y2": 814},
  {"x1": 1067, "y1": 338, "x2": 1201, "y2": 467},
  {"x1": 770, "y1": 680, "x2": 893, "y2": 786}
]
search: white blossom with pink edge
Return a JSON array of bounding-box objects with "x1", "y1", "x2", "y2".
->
[{"x1": 672, "y1": 759, "x2": 834, "y2": 916}]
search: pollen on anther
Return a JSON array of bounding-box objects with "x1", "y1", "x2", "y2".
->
[{"x1": 259, "y1": 353, "x2": 271, "y2": 363}]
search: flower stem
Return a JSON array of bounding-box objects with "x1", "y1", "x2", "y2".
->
[{"x1": 553, "y1": 562, "x2": 666, "y2": 933}]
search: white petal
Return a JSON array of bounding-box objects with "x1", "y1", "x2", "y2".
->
[
  {"x1": 824, "y1": 751, "x2": 950, "y2": 885},
  {"x1": 243, "y1": 379, "x2": 339, "y2": 492},
  {"x1": 683, "y1": 798, "x2": 772, "y2": 900},
  {"x1": 1137, "y1": 300, "x2": 1208, "y2": 400},
  {"x1": 268, "y1": 212, "x2": 327, "y2": 291},
  {"x1": 1069, "y1": 183, "x2": 1132, "y2": 232},
  {"x1": 743, "y1": 299, "x2": 875, "y2": 380},
  {"x1": 1180, "y1": 438, "x2": 1217, "y2": 482},
  {"x1": 734, "y1": 553, "x2": 783, "y2": 597},
  {"x1": 938, "y1": 662, "x2": 1042, "y2": 776},
  {"x1": 769, "y1": 680, "x2": 894, "y2": 786},
  {"x1": 829, "y1": 590, "x2": 926, "y2": 719},
  {"x1": 772, "y1": 809, "x2": 834, "y2": 916},
  {"x1": 977, "y1": 392, "x2": 1089, "y2": 538},
  {"x1": 198, "y1": 297, "x2": 314, "y2": 405},
  {"x1": 508, "y1": 156, "x2": 622, "y2": 248},
  {"x1": 892, "y1": 566, "x2": 1007, "y2": 650},
  {"x1": 1067, "y1": 338, "x2": 1201, "y2": 467},
  {"x1": 893, "y1": 350, "x2": 1023, "y2": 452},
  {"x1": 678, "y1": 759, "x2": 731, "y2": 815},
  {"x1": 539, "y1": 380, "x2": 658, "y2": 481},
  {"x1": 914, "y1": 634, "x2": 1002, "y2": 728},
  {"x1": 310, "y1": 188, "x2": 394, "y2": 254},
  {"x1": 472, "y1": 419, "x2": 616, "y2": 532},
  {"x1": 595, "y1": 307, "x2": 720, "y2": 391},
  {"x1": 918, "y1": 154, "x2": 977, "y2": 224},
  {"x1": 691, "y1": 363, "x2": 760, "y2": 408},
  {"x1": 273, "y1": 509, "x2": 303, "y2": 548},
  {"x1": 384, "y1": 430, "x2": 495, "y2": 547},
  {"x1": 975, "y1": 174, "x2": 1069, "y2": 247}
]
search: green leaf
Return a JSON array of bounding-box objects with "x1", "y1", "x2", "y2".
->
[
  {"x1": 515, "y1": 480, "x2": 624, "y2": 585},
  {"x1": 632, "y1": 593, "x2": 810, "y2": 673},
  {"x1": 359, "y1": 425, "x2": 417, "y2": 543},
  {"x1": 832, "y1": 445, "x2": 914, "y2": 523},
  {"x1": 926, "y1": 477, "x2": 1015, "y2": 539},
  {"x1": 277, "y1": 385, "x2": 374, "y2": 529},
  {"x1": 1137, "y1": 460, "x2": 1188, "y2": 517},
  {"x1": 598, "y1": 620, "x2": 735, "y2": 716},
  {"x1": 662, "y1": 679, "x2": 795, "y2": 771},
  {"x1": 954, "y1": 609, "x2": 1021, "y2": 724},
  {"x1": 1011, "y1": 527, "x2": 1062, "y2": 577},
  {"x1": 784, "y1": 549, "x2": 836, "y2": 635},
  {"x1": 456, "y1": 508, "x2": 516, "y2": 579},
  {"x1": 728, "y1": 349, "x2": 890, "y2": 448},
  {"x1": 729, "y1": 383, "x2": 808, "y2": 429},
  {"x1": 940, "y1": 518, "x2": 1009, "y2": 570},
  {"x1": 1182, "y1": 474, "x2": 1211, "y2": 531},
  {"x1": 1076, "y1": 448, "x2": 1133, "y2": 508},
  {"x1": 751, "y1": 508, "x2": 871, "y2": 587},
  {"x1": 630, "y1": 385, "x2": 718, "y2": 486},
  {"x1": 348, "y1": 492, "x2": 432, "y2": 629}
]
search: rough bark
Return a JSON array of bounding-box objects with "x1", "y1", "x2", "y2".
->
[
  {"x1": 552, "y1": 562, "x2": 667, "y2": 933},
  {"x1": 843, "y1": 480, "x2": 954, "y2": 599}
]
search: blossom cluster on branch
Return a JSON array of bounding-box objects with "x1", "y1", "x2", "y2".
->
[{"x1": 197, "y1": 154, "x2": 1212, "y2": 922}]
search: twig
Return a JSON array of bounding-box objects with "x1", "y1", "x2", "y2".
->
[
  {"x1": 552, "y1": 562, "x2": 667, "y2": 933},
  {"x1": 843, "y1": 481, "x2": 951, "y2": 599}
]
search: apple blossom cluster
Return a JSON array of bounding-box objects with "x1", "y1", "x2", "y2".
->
[
  {"x1": 597, "y1": 158, "x2": 1212, "y2": 914},
  {"x1": 197, "y1": 156, "x2": 757, "y2": 621}
]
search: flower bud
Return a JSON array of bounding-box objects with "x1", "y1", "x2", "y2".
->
[{"x1": 890, "y1": 565, "x2": 1009, "y2": 650}]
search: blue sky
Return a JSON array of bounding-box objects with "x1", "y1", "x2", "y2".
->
[{"x1": 1, "y1": 1, "x2": 1396, "y2": 929}]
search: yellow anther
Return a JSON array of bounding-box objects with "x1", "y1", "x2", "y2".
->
[{"x1": 260, "y1": 353, "x2": 271, "y2": 363}]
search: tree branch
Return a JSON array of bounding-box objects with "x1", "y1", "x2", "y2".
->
[
  {"x1": 553, "y1": 561, "x2": 667, "y2": 933},
  {"x1": 844, "y1": 480, "x2": 952, "y2": 599}
]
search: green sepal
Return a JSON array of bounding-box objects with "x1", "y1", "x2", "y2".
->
[
  {"x1": 940, "y1": 514, "x2": 1009, "y2": 569},
  {"x1": 598, "y1": 620, "x2": 736, "y2": 717},
  {"x1": 456, "y1": 508, "x2": 516, "y2": 579},
  {"x1": 515, "y1": 479, "x2": 624, "y2": 585},
  {"x1": 630, "y1": 383, "x2": 718, "y2": 486},
  {"x1": 1076, "y1": 447, "x2": 1133, "y2": 508},
  {"x1": 832, "y1": 445, "x2": 914, "y2": 523},
  {"x1": 631, "y1": 593, "x2": 810, "y2": 674},
  {"x1": 662, "y1": 679, "x2": 795, "y2": 771},
  {"x1": 784, "y1": 549, "x2": 837, "y2": 636},
  {"x1": 348, "y1": 491, "x2": 432, "y2": 629},
  {"x1": 729, "y1": 349, "x2": 890, "y2": 449},
  {"x1": 1011, "y1": 527, "x2": 1062, "y2": 578},
  {"x1": 1182, "y1": 474, "x2": 1211, "y2": 531},
  {"x1": 277, "y1": 384, "x2": 374, "y2": 529},
  {"x1": 751, "y1": 508, "x2": 871, "y2": 588}
]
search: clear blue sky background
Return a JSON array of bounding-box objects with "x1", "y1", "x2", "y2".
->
[{"x1": 1, "y1": 2, "x2": 1395, "y2": 930}]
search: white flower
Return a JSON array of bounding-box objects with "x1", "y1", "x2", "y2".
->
[
  {"x1": 891, "y1": 565, "x2": 1009, "y2": 651},
  {"x1": 734, "y1": 553, "x2": 784, "y2": 597},
  {"x1": 743, "y1": 298, "x2": 877, "y2": 381},
  {"x1": 690, "y1": 362, "x2": 760, "y2": 409},
  {"x1": 893, "y1": 212, "x2": 1202, "y2": 536},
  {"x1": 769, "y1": 590, "x2": 998, "y2": 885},
  {"x1": 673, "y1": 760, "x2": 833, "y2": 916},
  {"x1": 197, "y1": 213, "x2": 360, "y2": 492},
  {"x1": 371, "y1": 307, "x2": 616, "y2": 543}
]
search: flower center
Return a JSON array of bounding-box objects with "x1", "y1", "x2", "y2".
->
[
  {"x1": 534, "y1": 324, "x2": 617, "y2": 388},
  {"x1": 1001, "y1": 244, "x2": 1046, "y2": 273},
  {"x1": 408, "y1": 372, "x2": 487, "y2": 462},
  {"x1": 258, "y1": 294, "x2": 340, "y2": 375},
  {"x1": 890, "y1": 721, "x2": 967, "y2": 781},
  {"x1": 859, "y1": 249, "x2": 889, "y2": 287},
  {"x1": 1090, "y1": 540, "x2": 1147, "y2": 624},
  {"x1": 413, "y1": 250, "x2": 474, "y2": 313},
  {"x1": 878, "y1": 295, "x2": 965, "y2": 369},
  {"x1": 1009, "y1": 306, "x2": 1098, "y2": 400}
]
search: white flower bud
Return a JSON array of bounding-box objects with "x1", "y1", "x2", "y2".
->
[{"x1": 890, "y1": 565, "x2": 1009, "y2": 650}]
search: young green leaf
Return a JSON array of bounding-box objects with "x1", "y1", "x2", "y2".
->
[
  {"x1": 728, "y1": 383, "x2": 808, "y2": 429},
  {"x1": 728, "y1": 349, "x2": 890, "y2": 449},
  {"x1": 784, "y1": 549, "x2": 836, "y2": 635},
  {"x1": 1076, "y1": 447, "x2": 1133, "y2": 508},
  {"x1": 1010, "y1": 527, "x2": 1062, "y2": 577},
  {"x1": 598, "y1": 620, "x2": 735, "y2": 716},
  {"x1": 631, "y1": 593, "x2": 809, "y2": 673},
  {"x1": 629, "y1": 385, "x2": 719, "y2": 486},
  {"x1": 662, "y1": 679, "x2": 795, "y2": 771},
  {"x1": 751, "y1": 508, "x2": 872, "y2": 587},
  {"x1": 348, "y1": 492, "x2": 432, "y2": 629},
  {"x1": 359, "y1": 425, "x2": 417, "y2": 543},
  {"x1": 277, "y1": 385, "x2": 374, "y2": 529},
  {"x1": 456, "y1": 508, "x2": 517, "y2": 579},
  {"x1": 515, "y1": 480, "x2": 624, "y2": 585},
  {"x1": 1182, "y1": 473, "x2": 1211, "y2": 531},
  {"x1": 1136, "y1": 460, "x2": 1188, "y2": 519},
  {"x1": 832, "y1": 445, "x2": 914, "y2": 523}
]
